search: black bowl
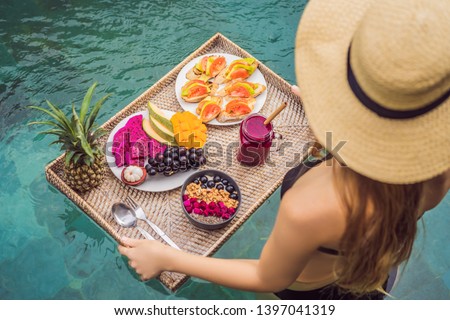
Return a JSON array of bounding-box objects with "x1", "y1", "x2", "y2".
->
[{"x1": 180, "y1": 169, "x2": 241, "y2": 230}]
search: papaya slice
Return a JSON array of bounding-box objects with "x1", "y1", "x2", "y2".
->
[
  {"x1": 188, "y1": 55, "x2": 227, "y2": 80},
  {"x1": 229, "y1": 68, "x2": 250, "y2": 80},
  {"x1": 227, "y1": 81, "x2": 254, "y2": 97},
  {"x1": 208, "y1": 56, "x2": 226, "y2": 77},
  {"x1": 181, "y1": 79, "x2": 211, "y2": 102},
  {"x1": 200, "y1": 104, "x2": 221, "y2": 123},
  {"x1": 197, "y1": 96, "x2": 223, "y2": 123},
  {"x1": 215, "y1": 58, "x2": 258, "y2": 84},
  {"x1": 195, "y1": 56, "x2": 208, "y2": 73},
  {"x1": 225, "y1": 98, "x2": 255, "y2": 116},
  {"x1": 216, "y1": 80, "x2": 266, "y2": 99}
]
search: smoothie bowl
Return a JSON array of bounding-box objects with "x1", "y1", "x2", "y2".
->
[{"x1": 181, "y1": 170, "x2": 241, "y2": 230}]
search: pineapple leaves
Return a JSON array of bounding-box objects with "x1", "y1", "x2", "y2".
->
[
  {"x1": 84, "y1": 157, "x2": 93, "y2": 167},
  {"x1": 45, "y1": 100, "x2": 75, "y2": 136},
  {"x1": 84, "y1": 93, "x2": 111, "y2": 133},
  {"x1": 28, "y1": 106, "x2": 69, "y2": 130},
  {"x1": 49, "y1": 139, "x2": 65, "y2": 146},
  {"x1": 65, "y1": 150, "x2": 75, "y2": 167},
  {"x1": 27, "y1": 83, "x2": 108, "y2": 168},
  {"x1": 91, "y1": 127, "x2": 107, "y2": 141},
  {"x1": 72, "y1": 153, "x2": 82, "y2": 165},
  {"x1": 79, "y1": 82, "x2": 97, "y2": 126},
  {"x1": 28, "y1": 120, "x2": 66, "y2": 131},
  {"x1": 72, "y1": 103, "x2": 95, "y2": 161},
  {"x1": 37, "y1": 129, "x2": 67, "y2": 137}
]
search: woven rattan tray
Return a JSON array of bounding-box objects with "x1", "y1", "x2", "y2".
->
[{"x1": 45, "y1": 33, "x2": 315, "y2": 291}]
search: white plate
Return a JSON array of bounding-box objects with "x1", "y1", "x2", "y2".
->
[
  {"x1": 105, "y1": 110, "x2": 195, "y2": 192},
  {"x1": 175, "y1": 53, "x2": 267, "y2": 126}
]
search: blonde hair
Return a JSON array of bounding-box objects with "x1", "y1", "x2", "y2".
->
[{"x1": 333, "y1": 163, "x2": 424, "y2": 294}]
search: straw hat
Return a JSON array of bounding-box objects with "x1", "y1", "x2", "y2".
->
[{"x1": 295, "y1": 0, "x2": 450, "y2": 184}]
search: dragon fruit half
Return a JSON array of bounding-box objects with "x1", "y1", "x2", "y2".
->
[{"x1": 112, "y1": 114, "x2": 166, "y2": 167}]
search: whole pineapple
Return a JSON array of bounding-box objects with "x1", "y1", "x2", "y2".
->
[{"x1": 29, "y1": 83, "x2": 110, "y2": 193}]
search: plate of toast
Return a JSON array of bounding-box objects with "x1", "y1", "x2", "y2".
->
[{"x1": 175, "y1": 53, "x2": 267, "y2": 126}]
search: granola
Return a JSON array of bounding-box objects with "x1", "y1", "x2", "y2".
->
[{"x1": 185, "y1": 182, "x2": 239, "y2": 208}]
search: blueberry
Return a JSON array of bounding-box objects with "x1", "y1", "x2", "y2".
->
[
  {"x1": 207, "y1": 181, "x2": 215, "y2": 188},
  {"x1": 149, "y1": 168, "x2": 157, "y2": 176},
  {"x1": 201, "y1": 184, "x2": 207, "y2": 189},
  {"x1": 148, "y1": 158, "x2": 157, "y2": 166},
  {"x1": 230, "y1": 193, "x2": 238, "y2": 200},
  {"x1": 145, "y1": 164, "x2": 151, "y2": 171},
  {"x1": 156, "y1": 166, "x2": 165, "y2": 173},
  {"x1": 193, "y1": 178, "x2": 200, "y2": 184},
  {"x1": 200, "y1": 176, "x2": 208, "y2": 183},
  {"x1": 195, "y1": 148, "x2": 203, "y2": 156},
  {"x1": 221, "y1": 179, "x2": 229, "y2": 185},
  {"x1": 189, "y1": 147, "x2": 196, "y2": 155},
  {"x1": 216, "y1": 184, "x2": 224, "y2": 190},
  {"x1": 179, "y1": 166, "x2": 188, "y2": 172},
  {"x1": 226, "y1": 185, "x2": 235, "y2": 193},
  {"x1": 213, "y1": 175, "x2": 221, "y2": 183}
]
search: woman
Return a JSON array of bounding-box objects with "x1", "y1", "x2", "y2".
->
[{"x1": 119, "y1": 0, "x2": 450, "y2": 299}]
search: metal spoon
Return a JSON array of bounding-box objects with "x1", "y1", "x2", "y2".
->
[{"x1": 112, "y1": 202, "x2": 155, "y2": 240}]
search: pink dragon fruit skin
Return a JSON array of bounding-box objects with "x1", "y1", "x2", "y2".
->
[
  {"x1": 112, "y1": 141, "x2": 125, "y2": 167},
  {"x1": 112, "y1": 114, "x2": 167, "y2": 167},
  {"x1": 112, "y1": 127, "x2": 128, "y2": 167}
]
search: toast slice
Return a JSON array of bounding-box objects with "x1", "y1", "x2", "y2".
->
[
  {"x1": 180, "y1": 79, "x2": 212, "y2": 103},
  {"x1": 216, "y1": 79, "x2": 266, "y2": 98},
  {"x1": 214, "y1": 58, "x2": 258, "y2": 84},
  {"x1": 196, "y1": 96, "x2": 223, "y2": 123},
  {"x1": 186, "y1": 55, "x2": 227, "y2": 81},
  {"x1": 217, "y1": 97, "x2": 256, "y2": 123}
]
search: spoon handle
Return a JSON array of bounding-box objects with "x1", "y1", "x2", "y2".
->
[{"x1": 136, "y1": 226, "x2": 155, "y2": 240}]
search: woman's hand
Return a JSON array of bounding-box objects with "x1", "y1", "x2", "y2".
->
[{"x1": 118, "y1": 237, "x2": 173, "y2": 281}]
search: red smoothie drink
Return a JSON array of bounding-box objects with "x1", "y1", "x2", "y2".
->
[{"x1": 237, "y1": 114, "x2": 273, "y2": 166}]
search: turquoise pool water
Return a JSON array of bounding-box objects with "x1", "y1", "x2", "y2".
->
[{"x1": 1, "y1": 0, "x2": 448, "y2": 299}]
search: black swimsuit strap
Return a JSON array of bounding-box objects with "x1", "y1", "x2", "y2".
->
[{"x1": 280, "y1": 153, "x2": 341, "y2": 256}]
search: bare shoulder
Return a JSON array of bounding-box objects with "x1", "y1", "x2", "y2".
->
[{"x1": 278, "y1": 161, "x2": 347, "y2": 245}]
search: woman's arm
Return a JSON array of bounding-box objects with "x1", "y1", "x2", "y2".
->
[{"x1": 118, "y1": 189, "x2": 332, "y2": 292}]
